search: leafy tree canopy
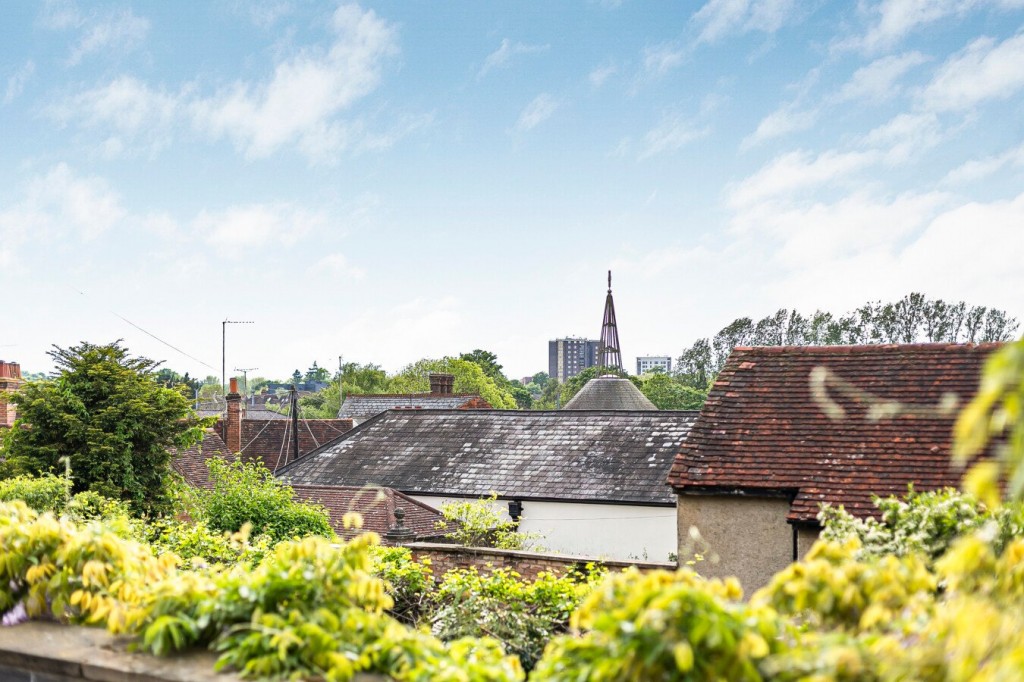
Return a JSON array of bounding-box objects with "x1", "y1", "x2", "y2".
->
[
  {"x1": 1, "y1": 341, "x2": 210, "y2": 516},
  {"x1": 459, "y1": 349, "x2": 505, "y2": 384},
  {"x1": 389, "y1": 357, "x2": 518, "y2": 409},
  {"x1": 637, "y1": 373, "x2": 707, "y2": 410},
  {"x1": 678, "y1": 293, "x2": 1020, "y2": 389},
  {"x1": 303, "y1": 361, "x2": 330, "y2": 384}
]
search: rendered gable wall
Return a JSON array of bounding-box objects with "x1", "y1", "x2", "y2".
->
[
  {"x1": 412, "y1": 495, "x2": 676, "y2": 562},
  {"x1": 676, "y1": 494, "x2": 793, "y2": 592}
]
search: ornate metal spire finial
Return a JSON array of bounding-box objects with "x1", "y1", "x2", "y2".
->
[{"x1": 597, "y1": 271, "x2": 622, "y2": 371}]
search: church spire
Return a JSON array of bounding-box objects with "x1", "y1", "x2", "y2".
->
[{"x1": 597, "y1": 270, "x2": 622, "y2": 371}]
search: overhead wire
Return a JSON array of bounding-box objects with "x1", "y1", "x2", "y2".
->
[{"x1": 66, "y1": 284, "x2": 216, "y2": 370}]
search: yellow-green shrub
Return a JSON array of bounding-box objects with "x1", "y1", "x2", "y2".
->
[
  {"x1": 0, "y1": 501, "x2": 523, "y2": 681},
  {"x1": 534, "y1": 569, "x2": 786, "y2": 681}
]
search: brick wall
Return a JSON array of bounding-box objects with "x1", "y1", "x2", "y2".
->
[
  {"x1": 405, "y1": 542, "x2": 675, "y2": 581},
  {"x1": 0, "y1": 360, "x2": 22, "y2": 428}
]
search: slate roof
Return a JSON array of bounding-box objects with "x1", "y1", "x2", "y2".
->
[
  {"x1": 170, "y1": 429, "x2": 233, "y2": 488},
  {"x1": 290, "y1": 484, "x2": 444, "y2": 541},
  {"x1": 279, "y1": 409, "x2": 699, "y2": 505},
  {"x1": 563, "y1": 376, "x2": 658, "y2": 410},
  {"x1": 214, "y1": 418, "x2": 354, "y2": 472},
  {"x1": 666, "y1": 343, "x2": 998, "y2": 524},
  {"x1": 338, "y1": 393, "x2": 491, "y2": 422}
]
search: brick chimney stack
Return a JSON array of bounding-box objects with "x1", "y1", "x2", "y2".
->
[
  {"x1": 429, "y1": 373, "x2": 454, "y2": 395},
  {"x1": 225, "y1": 377, "x2": 242, "y2": 453},
  {"x1": 0, "y1": 361, "x2": 22, "y2": 428}
]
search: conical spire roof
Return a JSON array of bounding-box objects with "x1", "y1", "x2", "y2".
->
[
  {"x1": 597, "y1": 270, "x2": 622, "y2": 370},
  {"x1": 563, "y1": 375, "x2": 657, "y2": 411}
]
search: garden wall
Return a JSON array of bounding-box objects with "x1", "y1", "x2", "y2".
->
[
  {"x1": 0, "y1": 622, "x2": 385, "y2": 682},
  {"x1": 405, "y1": 542, "x2": 675, "y2": 580}
]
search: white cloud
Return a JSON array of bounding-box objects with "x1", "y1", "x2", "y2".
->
[
  {"x1": 66, "y1": 9, "x2": 150, "y2": 66},
  {"x1": 47, "y1": 76, "x2": 180, "y2": 155},
  {"x1": 918, "y1": 32, "x2": 1024, "y2": 111},
  {"x1": 4, "y1": 61, "x2": 35, "y2": 104},
  {"x1": 755, "y1": 191, "x2": 948, "y2": 266},
  {"x1": 742, "y1": 102, "x2": 818, "y2": 148},
  {"x1": 0, "y1": 163, "x2": 127, "y2": 266},
  {"x1": 478, "y1": 39, "x2": 549, "y2": 79},
  {"x1": 334, "y1": 296, "x2": 467, "y2": 370},
  {"x1": 195, "y1": 204, "x2": 324, "y2": 251},
  {"x1": 900, "y1": 191, "x2": 1024, "y2": 297},
  {"x1": 835, "y1": 51, "x2": 929, "y2": 102},
  {"x1": 641, "y1": 43, "x2": 686, "y2": 78},
  {"x1": 312, "y1": 253, "x2": 366, "y2": 278},
  {"x1": 942, "y1": 142, "x2": 1024, "y2": 184},
  {"x1": 692, "y1": 0, "x2": 797, "y2": 44},
  {"x1": 753, "y1": 190, "x2": 1024, "y2": 313},
  {"x1": 727, "y1": 149, "x2": 880, "y2": 210},
  {"x1": 638, "y1": 114, "x2": 709, "y2": 159},
  {"x1": 238, "y1": 0, "x2": 294, "y2": 28},
  {"x1": 588, "y1": 62, "x2": 618, "y2": 88},
  {"x1": 48, "y1": 5, "x2": 408, "y2": 162},
  {"x1": 861, "y1": 111, "x2": 946, "y2": 162},
  {"x1": 39, "y1": 0, "x2": 83, "y2": 30},
  {"x1": 191, "y1": 3, "x2": 398, "y2": 158},
  {"x1": 513, "y1": 94, "x2": 558, "y2": 132},
  {"x1": 843, "y1": 0, "x2": 1024, "y2": 53}
]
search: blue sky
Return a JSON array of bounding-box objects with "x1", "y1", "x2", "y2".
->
[{"x1": 2, "y1": 0, "x2": 1023, "y2": 381}]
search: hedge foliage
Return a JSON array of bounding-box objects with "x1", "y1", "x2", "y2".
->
[
  {"x1": 198, "y1": 459, "x2": 335, "y2": 543},
  {"x1": 0, "y1": 500, "x2": 523, "y2": 681}
]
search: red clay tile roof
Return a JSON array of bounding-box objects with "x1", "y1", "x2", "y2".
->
[
  {"x1": 290, "y1": 484, "x2": 443, "y2": 541},
  {"x1": 666, "y1": 343, "x2": 999, "y2": 524},
  {"x1": 215, "y1": 418, "x2": 353, "y2": 473},
  {"x1": 170, "y1": 429, "x2": 233, "y2": 488}
]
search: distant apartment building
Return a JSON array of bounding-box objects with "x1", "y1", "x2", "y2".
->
[
  {"x1": 549, "y1": 338, "x2": 600, "y2": 383},
  {"x1": 636, "y1": 356, "x2": 672, "y2": 375}
]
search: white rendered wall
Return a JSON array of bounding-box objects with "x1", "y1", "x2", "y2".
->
[{"x1": 412, "y1": 495, "x2": 676, "y2": 562}]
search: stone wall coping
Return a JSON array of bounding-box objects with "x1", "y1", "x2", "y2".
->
[
  {"x1": 0, "y1": 621, "x2": 386, "y2": 682},
  {"x1": 404, "y1": 542, "x2": 676, "y2": 571}
]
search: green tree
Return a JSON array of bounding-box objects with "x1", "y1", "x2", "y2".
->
[
  {"x1": 2, "y1": 341, "x2": 210, "y2": 516},
  {"x1": 198, "y1": 375, "x2": 222, "y2": 402},
  {"x1": 199, "y1": 459, "x2": 334, "y2": 543},
  {"x1": 304, "y1": 361, "x2": 330, "y2": 384},
  {"x1": 507, "y1": 380, "x2": 533, "y2": 409},
  {"x1": 154, "y1": 368, "x2": 202, "y2": 396},
  {"x1": 337, "y1": 361, "x2": 389, "y2": 394},
  {"x1": 459, "y1": 349, "x2": 506, "y2": 384},
  {"x1": 388, "y1": 358, "x2": 518, "y2": 409},
  {"x1": 638, "y1": 373, "x2": 707, "y2": 410},
  {"x1": 532, "y1": 377, "x2": 563, "y2": 410},
  {"x1": 679, "y1": 293, "x2": 1020, "y2": 387}
]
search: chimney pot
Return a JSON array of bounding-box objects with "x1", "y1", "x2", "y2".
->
[
  {"x1": 429, "y1": 373, "x2": 455, "y2": 395},
  {"x1": 225, "y1": 378, "x2": 242, "y2": 453}
]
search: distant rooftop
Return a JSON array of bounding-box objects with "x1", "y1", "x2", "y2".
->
[
  {"x1": 280, "y1": 409, "x2": 698, "y2": 505},
  {"x1": 338, "y1": 393, "x2": 491, "y2": 423}
]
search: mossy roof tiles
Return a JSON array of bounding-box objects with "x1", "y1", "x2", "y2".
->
[{"x1": 279, "y1": 409, "x2": 698, "y2": 505}]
